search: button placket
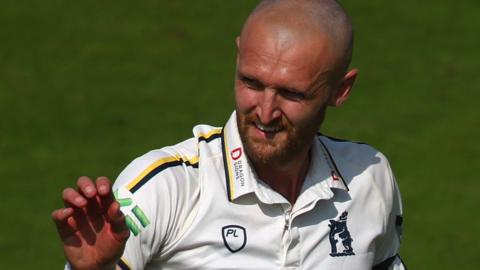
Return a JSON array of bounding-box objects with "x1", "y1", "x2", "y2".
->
[{"x1": 282, "y1": 209, "x2": 301, "y2": 268}]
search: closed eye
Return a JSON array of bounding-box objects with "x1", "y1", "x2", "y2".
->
[
  {"x1": 239, "y1": 75, "x2": 264, "y2": 91},
  {"x1": 239, "y1": 74, "x2": 308, "y2": 101},
  {"x1": 277, "y1": 88, "x2": 307, "y2": 101}
]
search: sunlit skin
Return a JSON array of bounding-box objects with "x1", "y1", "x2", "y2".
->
[{"x1": 235, "y1": 15, "x2": 357, "y2": 204}]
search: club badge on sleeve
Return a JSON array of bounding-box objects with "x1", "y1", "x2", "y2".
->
[{"x1": 114, "y1": 187, "x2": 151, "y2": 236}]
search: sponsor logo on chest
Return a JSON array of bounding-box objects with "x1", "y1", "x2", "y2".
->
[{"x1": 231, "y1": 147, "x2": 245, "y2": 187}]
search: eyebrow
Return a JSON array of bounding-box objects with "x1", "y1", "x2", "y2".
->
[
  {"x1": 238, "y1": 68, "x2": 335, "y2": 100},
  {"x1": 238, "y1": 72, "x2": 303, "y2": 93}
]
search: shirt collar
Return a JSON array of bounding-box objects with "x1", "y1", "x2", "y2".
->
[{"x1": 221, "y1": 111, "x2": 348, "y2": 204}]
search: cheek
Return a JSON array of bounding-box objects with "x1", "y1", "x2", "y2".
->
[
  {"x1": 235, "y1": 84, "x2": 257, "y2": 113},
  {"x1": 282, "y1": 102, "x2": 325, "y2": 129}
]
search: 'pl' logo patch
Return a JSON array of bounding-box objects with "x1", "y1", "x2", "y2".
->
[
  {"x1": 222, "y1": 225, "x2": 247, "y2": 253},
  {"x1": 328, "y1": 211, "x2": 355, "y2": 257}
]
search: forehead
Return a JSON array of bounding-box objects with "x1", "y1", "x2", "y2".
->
[{"x1": 238, "y1": 25, "x2": 336, "y2": 87}]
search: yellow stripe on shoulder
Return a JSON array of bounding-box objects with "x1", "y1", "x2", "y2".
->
[
  {"x1": 198, "y1": 128, "x2": 222, "y2": 140},
  {"x1": 118, "y1": 257, "x2": 133, "y2": 270},
  {"x1": 126, "y1": 154, "x2": 199, "y2": 191}
]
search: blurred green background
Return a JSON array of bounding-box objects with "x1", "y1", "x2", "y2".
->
[{"x1": 1, "y1": 0, "x2": 478, "y2": 269}]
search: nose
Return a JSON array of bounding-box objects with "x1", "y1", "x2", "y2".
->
[{"x1": 256, "y1": 88, "x2": 281, "y2": 124}]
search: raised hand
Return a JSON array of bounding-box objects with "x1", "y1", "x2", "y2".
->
[{"x1": 52, "y1": 176, "x2": 130, "y2": 270}]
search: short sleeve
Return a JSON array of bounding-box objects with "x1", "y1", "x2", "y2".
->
[
  {"x1": 372, "y1": 157, "x2": 406, "y2": 270},
  {"x1": 112, "y1": 148, "x2": 200, "y2": 269}
]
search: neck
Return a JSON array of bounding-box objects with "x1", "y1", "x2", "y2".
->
[{"x1": 253, "y1": 148, "x2": 311, "y2": 205}]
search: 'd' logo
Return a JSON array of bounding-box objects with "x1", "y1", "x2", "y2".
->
[
  {"x1": 222, "y1": 225, "x2": 247, "y2": 253},
  {"x1": 231, "y1": 147, "x2": 242, "y2": 160}
]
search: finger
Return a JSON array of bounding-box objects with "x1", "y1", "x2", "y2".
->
[
  {"x1": 63, "y1": 188, "x2": 87, "y2": 208},
  {"x1": 72, "y1": 206, "x2": 96, "y2": 245},
  {"x1": 85, "y1": 194, "x2": 105, "y2": 233},
  {"x1": 96, "y1": 177, "x2": 130, "y2": 240},
  {"x1": 52, "y1": 207, "x2": 73, "y2": 225},
  {"x1": 77, "y1": 176, "x2": 97, "y2": 199},
  {"x1": 52, "y1": 208, "x2": 77, "y2": 238},
  {"x1": 95, "y1": 176, "x2": 112, "y2": 197},
  {"x1": 106, "y1": 201, "x2": 122, "y2": 224},
  {"x1": 97, "y1": 177, "x2": 117, "y2": 210},
  {"x1": 106, "y1": 201, "x2": 129, "y2": 240}
]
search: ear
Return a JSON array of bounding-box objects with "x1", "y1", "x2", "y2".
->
[
  {"x1": 329, "y1": 69, "x2": 358, "y2": 107},
  {"x1": 236, "y1": 36, "x2": 240, "y2": 49}
]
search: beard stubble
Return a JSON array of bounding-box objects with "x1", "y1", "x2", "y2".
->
[{"x1": 237, "y1": 111, "x2": 320, "y2": 167}]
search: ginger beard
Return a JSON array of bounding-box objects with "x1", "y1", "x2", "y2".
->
[{"x1": 236, "y1": 108, "x2": 325, "y2": 167}]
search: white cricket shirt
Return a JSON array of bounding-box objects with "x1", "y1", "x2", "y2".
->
[{"x1": 112, "y1": 111, "x2": 406, "y2": 270}]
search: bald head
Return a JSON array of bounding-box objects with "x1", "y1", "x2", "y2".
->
[{"x1": 239, "y1": 0, "x2": 354, "y2": 80}]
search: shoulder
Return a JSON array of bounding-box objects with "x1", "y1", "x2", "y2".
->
[
  {"x1": 113, "y1": 122, "x2": 223, "y2": 196},
  {"x1": 113, "y1": 137, "x2": 199, "y2": 193},
  {"x1": 317, "y1": 134, "x2": 397, "y2": 203},
  {"x1": 318, "y1": 134, "x2": 390, "y2": 170},
  {"x1": 318, "y1": 134, "x2": 380, "y2": 160},
  {"x1": 112, "y1": 132, "x2": 211, "y2": 253},
  {"x1": 112, "y1": 124, "x2": 224, "y2": 263}
]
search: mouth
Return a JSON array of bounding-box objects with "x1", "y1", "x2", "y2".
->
[
  {"x1": 252, "y1": 122, "x2": 283, "y2": 138},
  {"x1": 255, "y1": 122, "x2": 281, "y2": 132}
]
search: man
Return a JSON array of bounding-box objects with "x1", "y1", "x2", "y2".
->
[{"x1": 52, "y1": 0, "x2": 406, "y2": 269}]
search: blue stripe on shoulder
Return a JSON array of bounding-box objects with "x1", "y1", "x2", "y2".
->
[{"x1": 130, "y1": 159, "x2": 198, "y2": 193}]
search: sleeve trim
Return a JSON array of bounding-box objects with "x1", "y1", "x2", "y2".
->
[
  {"x1": 373, "y1": 255, "x2": 403, "y2": 270},
  {"x1": 127, "y1": 155, "x2": 199, "y2": 193},
  {"x1": 118, "y1": 257, "x2": 132, "y2": 270}
]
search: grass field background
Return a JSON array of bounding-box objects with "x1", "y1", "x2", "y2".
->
[{"x1": 1, "y1": 0, "x2": 479, "y2": 269}]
